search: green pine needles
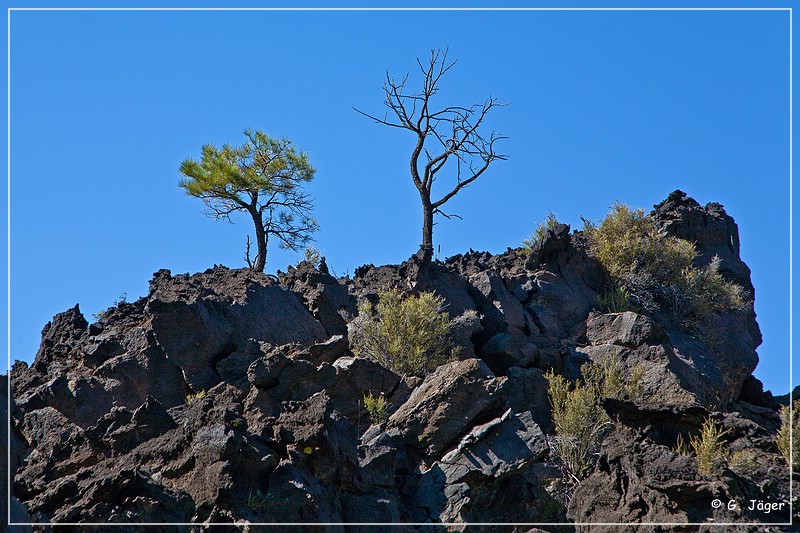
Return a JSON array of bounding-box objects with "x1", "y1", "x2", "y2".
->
[{"x1": 179, "y1": 129, "x2": 318, "y2": 272}]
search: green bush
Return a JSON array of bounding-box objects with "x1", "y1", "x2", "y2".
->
[
  {"x1": 363, "y1": 392, "x2": 388, "y2": 425},
  {"x1": 679, "y1": 255, "x2": 746, "y2": 320},
  {"x1": 545, "y1": 353, "x2": 643, "y2": 481},
  {"x1": 777, "y1": 400, "x2": 800, "y2": 472},
  {"x1": 296, "y1": 244, "x2": 322, "y2": 268},
  {"x1": 728, "y1": 449, "x2": 759, "y2": 477},
  {"x1": 523, "y1": 211, "x2": 560, "y2": 253},
  {"x1": 691, "y1": 417, "x2": 729, "y2": 478},
  {"x1": 583, "y1": 352, "x2": 644, "y2": 400},
  {"x1": 584, "y1": 202, "x2": 746, "y2": 324},
  {"x1": 353, "y1": 288, "x2": 455, "y2": 375},
  {"x1": 545, "y1": 370, "x2": 609, "y2": 480}
]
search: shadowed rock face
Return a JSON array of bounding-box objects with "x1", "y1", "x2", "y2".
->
[{"x1": 7, "y1": 192, "x2": 789, "y2": 531}]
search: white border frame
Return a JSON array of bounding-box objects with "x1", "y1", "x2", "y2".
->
[{"x1": 5, "y1": 5, "x2": 794, "y2": 529}]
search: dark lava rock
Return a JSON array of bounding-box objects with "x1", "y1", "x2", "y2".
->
[
  {"x1": 5, "y1": 191, "x2": 786, "y2": 530},
  {"x1": 653, "y1": 190, "x2": 755, "y2": 295},
  {"x1": 281, "y1": 259, "x2": 357, "y2": 336},
  {"x1": 147, "y1": 267, "x2": 327, "y2": 391},
  {"x1": 388, "y1": 359, "x2": 506, "y2": 457}
]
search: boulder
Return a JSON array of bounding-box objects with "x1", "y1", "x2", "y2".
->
[
  {"x1": 413, "y1": 410, "x2": 550, "y2": 526},
  {"x1": 388, "y1": 359, "x2": 506, "y2": 457},
  {"x1": 500, "y1": 366, "x2": 553, "y2": 432},
  {"x1": 33, "y1": 304, "x2": 88, "y2": 373},
  {"x1": 568, "y1": 425, "x2": 792, "y2": 526},
  {"x1": 281, "y1": 260, "x2": 357, "y2": 336},
  {"x1": 478, "y1": 327, "x2": 539, "y2": 373},
  {"x1": 328, "y1": 356, "x2": 401, "y2": 420},
  {"x1": 438, "y1": 409, "x2": 549, "y2": 483},
  {"x1": 146, "y1": 267, "x2": 327, "y2": 391},
  {"x1": 585, "y1": 311, "x2": 669, "y2": 347}
]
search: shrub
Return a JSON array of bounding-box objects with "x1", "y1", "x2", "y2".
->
[
  {"x1": 777, "y1": 400, "x2": 800, "y2": 472},
  {"x1": 297, "y1": 244, "x2": 322, "y2": 268},
  {"x1": 679, "y1": 255, "x2": 746, "y2": 320},
  {"x1": 586, "y1": 202, "x2": 694, "y2": 282},
  {"x1": 691, "y1": 417, "x2": 729, "y2": 478},
  {"x1": 523, "y1": 211, "x2": 560, "y2": 253},
  {"x1": 728, "y1": 449, "x2": 759, "y2": 477},
  {"x1": 584, "y1": 202, "x2": 746, "y2": 324},
  {"x1": 545, "y1": 370, "x2": 608, "y2": 480},
  {"x1": 353, "y1": 288, "x2": 455, "y2": 375},
  {"x1": 363, "y1": 392, "x2": 388, "y2": 425},
  {"x1": 545, "y1": 353, "x2": 643, "y2": 481},
  {"x1": 91, "y1": 293, "x2": 129, "y2": 322},
  {"x1": 583, "y1": 352, "x2": 644, "y2": 400}
]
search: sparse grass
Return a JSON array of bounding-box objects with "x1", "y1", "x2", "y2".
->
[
  {"x1": 777, "y1": 400, "x2": 800, "y2": 472},
  {"x1": 523, "y1": 211, "x2": 560, "y2": 253},
  {"x1": 728, "y1": 449, "x2": 759, "y2": 477},
  {"x1": 596, "y1": 285, "x2": 633, "y2": 313},
  {"x1": 691, "y1": 418, "x2": 729, "y2": 478},
  {"x1": 545, "y1": 353, "x2": 644, "y2": 482},
  {"x1": 247, "y1": 489, "x2": 270, "y2": 511},
  {"x1": 185, "y1": 390, "x2": 206, "y2": 405},
  {"x1": 583, "y1": 202, "x2": 747, "y2": 325},
  {"x1": 583, "y1": 352, "x2": 644, "y2": 400},
  {"x1": 363, "y1": 391, "x2": 388, "y2": 425},
  {"x1": 674, "y1": 433, "x2": 692, "y2": 456},
  {"x1": 352, "y1": 288, "x2": 455, "y2": 375}
]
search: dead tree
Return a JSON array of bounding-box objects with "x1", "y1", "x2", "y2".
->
[{"x1": 356, "y1": 48, "x2": 507, "y2": 261}]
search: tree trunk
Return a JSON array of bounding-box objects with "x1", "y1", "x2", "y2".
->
[
  {"x1": 251, "y1": 210, "x2": 267, "y2": 272},
  {"x1": 419, "y1": 196, "x2": 434, "y2": 262}
]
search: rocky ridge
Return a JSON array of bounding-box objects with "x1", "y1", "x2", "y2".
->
[{"x1": 6, "y1": 191, "x2": 793, "y2": 532}]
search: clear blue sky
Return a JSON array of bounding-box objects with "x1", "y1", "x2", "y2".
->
[{"x1": 2, "y1": 3, "x2": 795, "y2": 396}]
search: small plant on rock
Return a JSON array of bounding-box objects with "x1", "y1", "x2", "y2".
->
[
  {"x1": 247, "y1": 489, "x2": 270, "y2": 511},
  {"x1": 673, "y1": 433, "x2": 692, "y2": 456},
  {"x1": 363, "y1": 392, "x2": 388, "y2": 425},
  {"x1": 296, "y1": 244, "x2": 322, "y2": 268},
  {"x1": 777, "y1": 400, "x2": 800, "y2": 472},
  {"x1": 691, "y1": 417, "x2": 729, "y2": 478},
  {"x1": 728, "y1": 449, "x2": 759, "y2": 477},
  {"x1": 185, "y1": 390, "x2": 206, "y2": 405},
  {"x1": 596, "y1": 285, "x2": 632, "y2": 313},
  {"x1": 352, "y1": 288, "x2": 455, "y2": 375},
  {"x1": 523, "y1": 211, "x2": 560, "y2": 253},
  {"x1": 545, "y1": 370, "x2": 609, "y2": 482}
]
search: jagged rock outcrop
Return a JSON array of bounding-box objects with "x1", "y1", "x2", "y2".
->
[
  {"x1": 6, "y1": 191, "x2": 788, "y2": 531},
  {"x1": 652, "y1": 190, "x2": 754, "y2": 295}
]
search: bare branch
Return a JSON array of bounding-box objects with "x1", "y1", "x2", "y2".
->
[
  {"x1": 433, "y1": 207, "x2": 463, "y2": 221},
  {"x1": 356, "y1": 48, "x2": 508, "y2": 253},
  {"x1": 244, "y1": 235, "x2": 254, "y2": 269}
]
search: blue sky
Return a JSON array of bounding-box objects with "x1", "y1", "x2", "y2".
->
[{"x1": 2, "y1": 3, "x2": 795, "y2": 396}]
